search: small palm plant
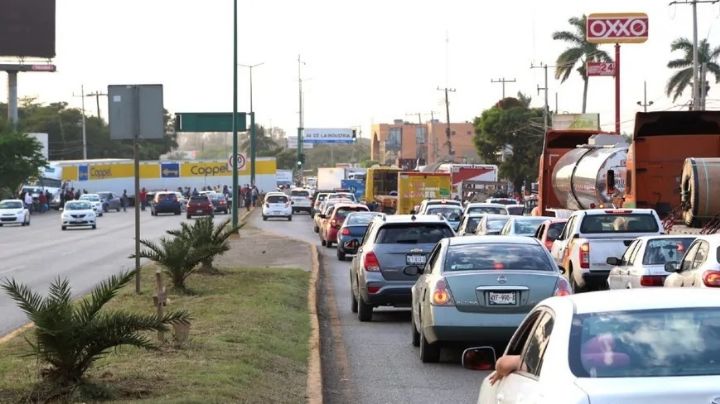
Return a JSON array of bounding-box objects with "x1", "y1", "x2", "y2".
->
[
  {"x1": 133, "y1": 236, "x2": 210, "y2": 291},
  {"x1": 167, "y1": 217, "x2": 242, "y2": 274},
  {"x1": 0, "y1": 270, "x2": 189, "y2": 386}
]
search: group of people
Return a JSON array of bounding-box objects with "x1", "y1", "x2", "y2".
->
[
  {"x1": 18, "y1": 189, "x2": 53, "y2": 213},
  {"x1": 135, "y1": 184, "x2": 262, "y2": 212}
]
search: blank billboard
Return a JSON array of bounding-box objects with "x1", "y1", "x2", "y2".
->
[{"x1": 0, "y1": 0, "x2": 56, "y2": 58}]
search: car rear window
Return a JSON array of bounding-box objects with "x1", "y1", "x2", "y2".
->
[
  {"x1": 267, "y1": 195, "x2": 287, "y2": 203},
  {"x1": 642, "y1": 238, "x2": 695, "y2": 265},
  {"x1": 292, "y1": 190, "x2": 310, "y2": 197},
  {"x1": 426, "y1": 206, "x2": 463, "y2": 221},
  {"x1": 507, "y1": 206, "x2": 524, "y2": 215},
  {"x1": 580, "y1": 214, "x2": 659, "y2": 233},
  {"x1": 346, "y1": 213, "x2": 379, "y2": 225},
  {"x1": 486, "y1": 217, "x2": 510, "y2": 231},
  {"x1": 375, "y1": 223, "x2": 453, "y2": 244},
  {"x1": 513, "y1": 218, "x2": 547, "y2": 235},
  {"x1": 465, "y1": 217, "x2": 483, "y2": 233},
  {"x1": 569, "y1": 307, "x2": 720, "y2": 378},
  {"x1": 160, "y1": 193, "x2": 178, "y2": 201},
  {"x1": 335, "y1": 207, "x2": 368, "y2": 220},
  {"x1": 0, "y1": 201, "x2": 23, "y2": 209},
  {"x1": 547, "y1": 222, "x2": 566, "y2": 241},
  {"x1": 444, "y1": 243, "x2": 553, "y2": 271},
  {"x1": 469, "y1": 206, "x2": 507, "y2": 215}
]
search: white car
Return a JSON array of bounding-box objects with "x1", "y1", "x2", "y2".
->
[
  {"x1": 464, "y1": 288, "x2": 720, "y2": 404},
  {"x1": 664, "y1": 234, "x2": 720, "y2": 288},
  {"x1": 462, "y1": 202, "x2": 509, "y2": 217},
  {"x1": 499, "y1": 216, "x2": 553, "y2": 237},
  {"x1": 262, "y1": 192, "x2": 292, "y2": 221},
  {"x1": 607, "y1": 235, "x2": 696, "y2": 289},
  {"x1": 0, "y1": 199, "x2": 30, "y2": 227},
  {"x1": 290, "y1": 188, "x2": 313, "y2": 214},
  {"x1": 79, "y1": 193, "x2": 104, "y2": 216},
  {"x1": 61, "y1": 200, "x2": 97, "y2": 230}
]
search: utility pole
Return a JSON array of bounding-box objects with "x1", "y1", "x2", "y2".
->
[
  {"x1": 297, "y1": 55, "x2": 305, "y2": 184},
  {"x1": 490, "y1": 77, "x2": 516, "y2": 99},
  {"x1": 239, "y1": 62, "x2": 264, "y2": 186},
  {"x1": 637, "y1": 81, "x2": 654, "y2": 112},
  {"x1": 73, "y1": 85, "x2": 88, "y2": 159},
  {"x1": 700, "y1": 62, "x2": 708, "y2": 110},
  {"x1": 669, "y1": 0, "x2": 719, "y2": 110},
  {"x1": 86, "y1": 90, "x2": 108, "y2": 120},
  {"x1": 231, "y1": 0, "x2": 239, "y2": 229},
  {"x1": 531, "y1": 63, "x2": 550, "y2": 136},
  {"x1": 437, "y1": 87, "x2": 456, "y2": 160}
]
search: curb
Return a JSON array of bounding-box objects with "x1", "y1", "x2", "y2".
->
[
  {"x1": 0, "y1": 322, "x2": 33, "y2": 346},
  {"x1": 306, "y1": 244, "x2": 323, "y2": 404}
]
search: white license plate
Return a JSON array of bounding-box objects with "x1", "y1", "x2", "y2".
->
[
  {"x1": 488, "y1": 292, "x2": 516, "y2": 305},
  {"x1": 406, "y1": 254, "x2": 426, "y2": 265}
]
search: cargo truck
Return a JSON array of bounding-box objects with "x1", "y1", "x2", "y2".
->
[
  {"x1": 365, "y1": 167, "x2": 401, "y2": 213},
  {"x1": 396, "y1": 172, "x2": 452, "y2": 214}
]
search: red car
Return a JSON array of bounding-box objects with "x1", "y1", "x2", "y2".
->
[
  {"x1": 319, "y1": 203, "x2": 369, "y2": 248},
  {"x1": 533, "y1": 218, "x2": 568, "y2": 251},
  {"x1": 186, "y1": 195, "x2": 214, "y2": 219}
]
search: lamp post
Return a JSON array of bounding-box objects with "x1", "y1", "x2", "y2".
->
[
  {"x1": 231, "y1": 0, "x2": 239, "y2": 228},
  {"x1": 239, "y1": 62, "x2": 264, "y2": 186}
]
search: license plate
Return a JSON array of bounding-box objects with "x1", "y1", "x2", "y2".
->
[
  {"x1": 406, "y1": 254, "x2": 426, "y2": 265},
  {"x1": 344, "y1": 239, "x2": 359, "y2": 249},
  {"x1": 488, "y1": 292, "x2": 516, "y2": 305}
]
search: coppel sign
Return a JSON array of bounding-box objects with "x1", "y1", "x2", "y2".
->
[
  {"x1": 181, "y1": 162, "x2": 231, "y2": 177},
  {"x1": 586, "y1": 13, "x2": 648, "y2": 44},
  {"x1": 303, "y1": 128, "x2": 354, "y2": 144}
]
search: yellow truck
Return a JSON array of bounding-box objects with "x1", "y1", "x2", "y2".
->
[
  {"x1": 365, "y1": 167, "x2": 401, "y2": 213},
  {"x1": 397, "y1": 172, "x2": 452, "y2": 214}
]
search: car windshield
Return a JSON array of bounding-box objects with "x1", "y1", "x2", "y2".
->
[
  {"x1": 346, "y1": 212, "x2": 380, "y2": 226},
  {"x1": 0, "y1": 201, "x2": 23, "y2": 209},
  {"x1": 444, "y1": 243, "x2": 553, "y2": 271},
  {"x1": 376, "y1": 223, "x2": 454, "y2": 244},
  {"x1": 547, "y1": 222, "x2": 566, "y2": 241},
  {"x1": 468, "y1": 206, "x2": 506, "y2": 215},
  {"x1": 580, "y1": 214, "x2": 659, "y2": 233},
  {"x1": 513, "y1": 218, "x2": 547, "y2": 236},
  {"x1": 80, "y1": 195, "x2": 100, "y2": 202},
  {"x1": 486, "y1": 217, "x2": 510, "y2": 232},
  {"x1": 291, "y1": 190, "x2": 310, "y2": 197},
  {"x1": 267, "y1": 195, "x2": 287, "y2": 203},
  {"x1": 488, "y1": 198, "x2": 516, "y2": 205},
  {"x1": 507, "y1": 206, "x2": 524, "y2": 215},
  {"x1": 335, "y1": 207, "x2": 368, "y2": 220},
  {"x1": 569, "y1": 307, "x2": 720, "y2": 378},
  {"x1": 465, "y1": 217, "x2": 483, "y2": 233},
  {"x1": 643, "y1": 238, "x2": 696, "y2": 265},
  {"x1": 66, "y1": 202, "x2": 92, "y2": 210},
  {"x1": 426, "y1": 206, "x2": 463, "y2": 221}
]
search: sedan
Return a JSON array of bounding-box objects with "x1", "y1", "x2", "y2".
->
[
  {"x1": 664, "y1": 234, "x2": 720, "y2": 288},
  {"x1": 474, "y1": 214, "x2": 511, "y2": 236},
  {"x1": 607, "y1": 235, "x2": 696, "y2": 289},
  {"x1": 456, "y1": 213, "x2": 486, "y2": 236},
  {"x1": 410, "y1": 236, "x2": 570, "y2": 363},
  {"x1": 0, "y1": 199, "x2": 30, "y2": 227},
  {"x1": 187, "y1": 195, "x2": 214, "y2": 219},
  {"x1": 61, "y1": 201, "x2": 96, "y2": 230},
  {"x1": 336, "y1": 211, "x2": 381, "y2": 261},
  {"x1": 464, "y1": 288, "x2": 720, "y2": 404},
  {"x1": 425, "y1": 204, "x2": 464, "y2": 232},
  {"x1": 79, "y1": 193, "x2": 104, "y2": 216},
  {"x1": 209, "y1": 194, "x2": 229, "y2": 214},
  {"x1": 500, "y1": 216, "x2": 552, "y2": 237},
  {"x1": 97, "y1": 191, "x2": 121, "y2": 212}
]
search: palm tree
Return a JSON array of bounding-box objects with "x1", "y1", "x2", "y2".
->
[
  {"x1": 0, "y1": 271, "x2": 189, "y2": 386},
  {"x1": 666, "y1": 38, "x2": 720, "y2": 102},
  {"x1": 133, "y1": 237, "x2": 210, "y2": 291},
  {"x1": 166, "y1": 217, "x2": 242, "y2": 273},
  {"x1": 552, "y1": 15, "x2": 613, "y2": 113},
  {"x1": 240, "y1": 124, "x2": 280, "y2": 157}
]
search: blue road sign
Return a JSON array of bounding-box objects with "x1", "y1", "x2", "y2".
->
[
  {"x1": 341, "y1": 179, "x2": 365, "y2": 201},
  {"x1": 161, "y1": 162, "x2": 180, "y2": 178},
  {"x1": 79, "y1": 165, "x2": 89, "y2": 181}
]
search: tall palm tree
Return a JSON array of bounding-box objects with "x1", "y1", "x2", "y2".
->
[
  {"x1": 0, "y1": 271, "x2": 189, "y2": 386},
  {"x1": 666, "y1": 38, "x2": 720, "y2": 102},
  {"x1": 552, "y1": 15, "x2": 613, "y2": 113}
]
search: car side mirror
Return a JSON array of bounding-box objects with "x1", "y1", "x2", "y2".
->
[
  {"x1": 557, "y1": 265, "x2": 566, "y2": 274},
  {"x1": 461, "y1": 346, "x2": 497, "y2": 371},
  {"x1": 573, "y1": 233, "x2": 580, "y2": 239},
  {"x1": 319, "y1": 214, "x2": 326, "y2": 219},
  {"x1": 665, "y1": 261, "x2": 680, "y2": 272},
  {"x1": 403, "y1": 266, "x2": 422, "y2": 276},
  {"x1": 410, "y1": 209, "x2": 416, "y2": 215},
  {"x1": 606, "y1": 257, "x2": 621, "y2": 266}
]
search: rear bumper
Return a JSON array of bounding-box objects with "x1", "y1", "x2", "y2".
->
[
  {"x1": 582, "y1": 270, "x2": 610, "y2": 286},
  {"x1": 263, "y1": 209, "x2": 292, "y2": 217},
  {"x1": 337, "y1": 236, "x2": 361, "y2": 253},
  {"x1": 422, "y1": 306, "x2": 526, "y2": 344},
  {"x1": 187, "y1": 208, "x2": 212, "y2": 215},
  {"x1": 361, "y1": 281, "x2": 414, "y2": 307}
]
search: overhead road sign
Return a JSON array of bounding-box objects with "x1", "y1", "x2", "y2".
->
[
  {"x1": 586, "y1": 13, "x2": 649, "y2": 44},
  {"x1": 175, "y1": 112, "x2": 247, "y2": 132},
  {"x1": 303, "y1": 128, "x2": 354, "y2": 144}
]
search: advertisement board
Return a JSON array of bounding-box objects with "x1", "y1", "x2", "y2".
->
[
  {"x1": 551, "y1": 114, "x2": 601, "y2": 131},
  {"x1": 586, "y1": 13, "x2": 649, "y2": 44},
  {"x1": 586, "y1": 62, "x2": 616, "y2": 77},
  {"x1": 303, "y1": 128, "x2": 354, "y2": 144},
  {"x1": 286, "y1": 136, "x2": 314, "y2": 149},
  {"x1": 0, "y1": 0, "x2": 56, "y2": 58}
]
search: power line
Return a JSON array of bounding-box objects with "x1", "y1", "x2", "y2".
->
[
  {"x1": 436, "y1": 87, "x2": 456, "y2": 159},
  {"x1": 490, "y1": 77, "x2": 516, "y2": 99}
]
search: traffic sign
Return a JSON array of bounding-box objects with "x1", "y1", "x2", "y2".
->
[
  {"x1": 175, "y1": 112, "x2": 247, "y2": 132},
  {"x1": 228, "y1": 153, "x2": 246, "y2": 171},
  {"x1": 587, "y1": 62, "x2": 616, "y2": 77},
  {"x1": 586, "y1": 13, "x2": 649, "y2": 44},
  {"x1": 161, "y1": 162, "x2": 180, "y2": 178}
]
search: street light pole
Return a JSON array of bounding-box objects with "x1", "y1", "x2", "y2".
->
[
  {"x1": 231, "y1": 0, "x2": 239, "y2": 229},
  {"x1": 239, "y1": 62, "x2": 264, "y2": 186}
]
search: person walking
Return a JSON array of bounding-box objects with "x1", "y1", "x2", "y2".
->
[
  {"x1": 121, "y1": 190, "x2": 129, "y2": 212},
  {"x1": 139, "y1": 187, "x2": 147, "y2": 211},
  {"x1": 244, "y1": 188, "x2": 252, "y2": 211},
  {"x1": 251, "y1": 186, "x2": 259, "y2": 207},
  {"x1": 24, "y1": 192, "x2": 33, "y2": 212},
  {"x1": 38, "y1": 191, "x2": 48, "y2": 213}
]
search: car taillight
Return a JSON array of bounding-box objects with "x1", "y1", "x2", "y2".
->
[
  {"x1": 579, "y1": 243, "x2": 590, "y2": 269},
  {"x1": 363, "y1": 252, "x2": 380, "y2": 272},
  {"x1": 341, "y1": 228, "x2": 351, "y2": 236},
  {"x1": 553, "y1": 277, "x2": 572, "y2": 296},
  {"x1": 702, "y1": 270, "x2": 720, "y2": 287},
  {"x1": 640, "y1": 275, "x2": 667, "y2": 287},
  {"x1": 431, "y1": 278, "x2": 455, "y2": 306}
]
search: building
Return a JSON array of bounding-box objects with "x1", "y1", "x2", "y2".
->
[{"x1": 371, "y1": 119, "x2": 480, "y2": 168}]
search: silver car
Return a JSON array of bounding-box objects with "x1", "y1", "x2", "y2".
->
[
  {"x1": 410, "y1": 236, "x2": 570, "y2": 363},
  {"x1": 500, "y1": 216, "x2": 552, "y2": 237},
  {"x1": 474, "y1": 214, "x2": 511, "y2": 236},
  {"x1": 456, "y1": 213, "x2": 486, "y2": 236},
  {"x1": 349, "y1": 214, "x2": 455, "y2": 322},
  {"x1": 664, "y1": 234, "x2": 720, "y2": 288}
]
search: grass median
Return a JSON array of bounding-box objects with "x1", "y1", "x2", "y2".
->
[{"x1": 0, "y1": 265, "x2": 310, "y2": 403}]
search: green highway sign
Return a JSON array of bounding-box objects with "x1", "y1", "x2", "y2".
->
[{"x1": 175, "y1": 112, "x2": 247, "y2": 132}]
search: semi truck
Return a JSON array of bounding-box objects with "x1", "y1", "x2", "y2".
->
[{"x1": 396, "y1": 172, "x2": 452, "y2": 214}]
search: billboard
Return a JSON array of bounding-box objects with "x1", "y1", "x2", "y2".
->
[
  {"x1": 586, "y1": 62, "x2": 616, "y2": 77},
  {"x1": 303, "y1": 128, "x2": 354, "y2": 144},
  {"x1": 552, "y1": 114, "x2": 601, "y2": 130},
  {"x1": 0, "y1": 0, "x2": 56, "y2": 58},
  {"x1": 286, "y1": 136, "x2": 314, "y2": 149},
  {"x1": 586, "y1": 13, "x2": 649, "y2": 44}
]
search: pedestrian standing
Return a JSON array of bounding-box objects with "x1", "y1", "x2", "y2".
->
[
  {"x1": 251, "y1": 186, "x2": 258, "y2": 207},
  {"x1": 38, "y1": 191, "x2": 48, "y2": 213},
  {"x1": 139, "y1": 187, "x2": 147, "y2": 211},
  {"x1": 121, "y1": 190, "x2": 129, "y2": 212},
  {"x1": 24, "y1": 192, "x2": 33, "y2": 212},
  {"x1": 244, "y1": 189, "x2": 252, "y2": 211}
]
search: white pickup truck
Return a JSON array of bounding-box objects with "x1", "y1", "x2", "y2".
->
[{"x1": 550, "y1": 209, "x2": 664, "y2": 292}]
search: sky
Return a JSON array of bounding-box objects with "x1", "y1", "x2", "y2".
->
[{"x1": 2, "y1": 0, "x2": 720, "y2": 137}]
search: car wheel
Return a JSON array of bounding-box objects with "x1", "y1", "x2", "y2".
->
[
  {"x1": 61, "y1": 225, "x2": 66, "y2": 231},
  {"x1": 569, "y1": 266, "x2": 586, "y2": 293},
  {"x1": 313, "y1": 225, "x2": 319, "y2": 233},
  {"x1": 321, "y1": 239, "x2": 326, "y2": 247},
  {"x1": 350, "y1": 286, "x2": 358, "y2": 313},
  {"x1": 175, "y1": 210, "x2": 181, "y2": 215},
  {"x1": 288, "y1": 216, "x2": 292, "y2": 221},
  {"x1": 103, "y1": 204, "x2": 108, "y2": 212},
  {"x1": 0, "y1": 224, "x2": 4, "y2": 227},
  {"x1": 357, "y1": 297, "x2": 373, "y2": 322},
  {"x1": 420, "y1": 331, "x2": 440, "y2": 363},
  {"x1": 262, "y1": 216, "x2": 267, "y2": 221},
  {"x1": 411, "y1": 310, "x2": 420, "y2": 347},
  {"x1": 186, "y1": 214, "x2": 191, "y2": 219},
  {"x1": 326, "y1": 241, "x2": 333, "y2": 248},
  {"x1": 92, "y1": 224, "x2": 96, "y2": 230},
  {"x1": 337, "y1": 249, "x2": 346, "y2": 261},
  {"x1": 26, "y1": 217, "x2": 30, "y2": 226}
]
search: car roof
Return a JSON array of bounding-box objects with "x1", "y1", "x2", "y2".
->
[
  {"x1": 542, "y1": 288, "x2": 720, "y2": 315},
  {"x1": 466, "y1": 202, "x2": 506, "y2": 208},
  {"x1": 1, "y1": 199, "x2": 23, "y2": 203},
  {"x1": 424, "y1": 199, "x2": 460, "y2": 204},
  {"x1": 265, "y1": 192, "x2": 287, "y2": 196},
  {"x1": 374, "y1": 214, "x2": 450, "y2": 224},
  {"x1": 634, "y1": 234, "x2": 698, "y2": 241},
  {"x1": 482, "y1": 214, "x2": 511, "y2": 219},
  {"x1": 510, "y1": 216, "x2": 552, "y2": 221},
  {"x1": 449, "y1": 235, "x2": 543, "y2": 246},
  {"x1": 582, "y1": 208, "x2": 657, "y2": 215},
  {"x1": 332, "y1": 203, "x2": 367, "y2": 209},
  {"x1": 542, "y1": 218, "x2": 568, "y2": 224}
]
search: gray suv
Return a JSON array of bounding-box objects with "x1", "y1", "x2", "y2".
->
[{"x1": 349, "y1": 214, "x2": 455, "y2": 321}]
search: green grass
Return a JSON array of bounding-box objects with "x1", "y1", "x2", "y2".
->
[{"x1": 0, "y1": 266, "x2": 310, "y2": 403}]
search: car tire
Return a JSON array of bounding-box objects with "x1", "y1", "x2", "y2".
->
[
  {"x1": 357, "y1": 297, "x2": 373, "y2": 322},
  {"x1": 175, "y1": 211, "x2": 181, "y2": 215},
  {"x1": 326, "y1": 241, "x2": 333, "y2": 248},
  {"x1": 350, "y1": 286, "x2": 358, "y2": 313},
  {"x1": 61, "y1": 225, "x2": 66, "y2": 231},
  {"x1": 420, "y1": 331, "x2": 440, "y2": 363},
  {"x1": 337, "y1": 249, "x2": 346, "y2": 261},
  {"x1": 321, "y1": 239, "x2": 326, "y2": 247},
  {"x1": 103, "y1": 204, "x2": 108, "y2": 213},
  {"x1": 411, "y1": 311, "x2": 420, "y2": 347},
  {"x1": 262, "y1": 216, "x2": 267, "y2": 221},
  {"x1": 288, "y1": 216, "x2": 292, "y2": 221},
  {"x1": 186, "y1": 214, "x2": 191, "y2": 219},
  {"x1": 313, "y1": 225, "x2": 319, "y2": 233},
  {"x1": 92, "y1": 224, "x2": 96, "y2": 230},
  {"x1": 569, "y1": 266, "x2": 587, "y2": 293}
]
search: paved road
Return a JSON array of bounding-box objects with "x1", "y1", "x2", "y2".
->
[
  {"x1": 0, "y1": 208, "x2": 193, "y2": 336},
  {"x1": 251, "y1": 212, "x2": 489, "y2": 404}
]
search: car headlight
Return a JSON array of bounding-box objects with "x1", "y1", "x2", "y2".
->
[{"x1": 16, "y1": 210, "x2": 23, "y2": 215}]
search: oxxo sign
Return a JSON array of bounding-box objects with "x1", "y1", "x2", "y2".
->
[{"x1": 586, "y1": 13, "x2": 649, "y2": 44}]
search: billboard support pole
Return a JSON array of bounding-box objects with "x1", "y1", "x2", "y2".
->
[
  {"x1": 231, "y1": 0, "x2": 239, "y2": 229},
  {"x1": 133, "y1": 85, "x2": 141, "y2": 294},
  {"x1": 7, "y1": 71, "x2": 18, "y2": 128},
  {"x1": 615, "y1": 43, "x2": 621, "y2": 134}
]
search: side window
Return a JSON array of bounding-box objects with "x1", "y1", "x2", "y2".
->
[
  {"x1": 534, "y1": 224, "x2": 545, "y2": 240},
  {"x1": 692, "y1": 241, "x2": 709, "y2": 270},
  {"x1": 501, "y1": 221, "x2": 511, "y2": 235},
  {"x1": 506, "y1": 311, "x2": 544, "y2": 355},
  {"x1": 361, "y1": 223, "x2": 375, "y2": 247},
  {"x1": 559, "y1": 217, "x2": 575, "y2": 240},
  {"x1": 621, "y1": 241, "x2": 639, "y2": 265},
  {"x1": 520, "y1": 312, "x2": 555, "y2": 377},
  {"x1": 626, "y1": 240, "x2": 643, "y2": 266},
  {"x1": 424, "y1": 244, "x2": 441, "y2": 274},
  {"x1": 681, "y1": 242, "x2": 701, "y2": 272}
]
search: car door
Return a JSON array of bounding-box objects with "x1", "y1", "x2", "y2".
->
[
  {"x1": 608, "y1": 240, "x2": 638, "y2": 289},
  {"x1": 666, "y1": 241, "x2": 700, "y2": 287},
  {"x1": 686, "y1": 240, "x2": 709, "y2": 287},
  {"x1": 551, "y1": 216, "x2": 575, "y2": 264},
  {"x1": 622, "y1": 240, "x2": 644, "y2": 288}
]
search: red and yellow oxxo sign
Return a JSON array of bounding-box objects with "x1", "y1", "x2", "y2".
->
[{"x1": 586, "y1": 13, "x2": 649, "y2": 44}]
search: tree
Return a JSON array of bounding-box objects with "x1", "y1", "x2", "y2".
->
[
  {"x1": 0, "y1": 128, "x2": 48, "y2": 198},
  {"x1": 133, "y1": 237, "x2": 211, "y2": 291},
  {"x1": 240, "y1": 125, "x2": 280, "y2": 157},
  {"x1": 0, "y1": 270, "x2": 189, "y2": 387},
  {"x1": 666, "y1": 38, "x2": 720, "y2": 102},
  {"x1": 473, "y1": 94, "x2": 545, "y2": 192},
  {"x1": 166, "y1": 217, "x2": 242, "y2": 273},
  {"x1": 552, "y1": 15, "x2": 613, "y2": 113}
]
